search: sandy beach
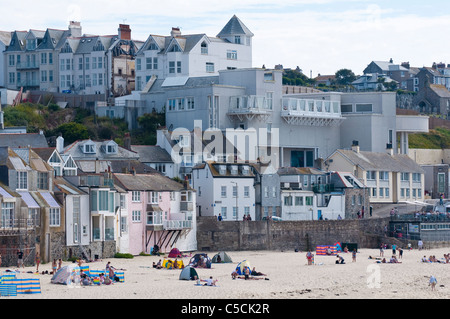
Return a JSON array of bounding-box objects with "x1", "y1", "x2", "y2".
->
[{"x1": 4, "y1": 247, "x2": 450, "y2": 299}]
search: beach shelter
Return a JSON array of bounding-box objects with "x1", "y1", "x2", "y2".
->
[
  {"x1": 179, "y1": 266, "x2": 199, "y2": 281},
  {"x1": 168, "y1": 248, "x2": 182, "y2": 258},
  {"x1": 235, "y1": 260, "x2": 251, "y2": 275},
  {"x1": 211, "y1": 252, "x2": 233, "y2": 263},
  {"x1": 162, "y1": 258, "x2": 185, "y2": 269},
  {"x1": 51, "y1": 265, "x2": 80, "y2": 285},
  {"x1": 316, "y1": 245, "x2": 337, "y2": 256},
  {"x1": 189, "y1": 254, "x2": 212, "y2": 268},
  {"x1": 2, "y1": 278, "x2": 41, "y2": 294}
]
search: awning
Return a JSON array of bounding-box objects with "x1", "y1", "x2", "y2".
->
[
  {"x1": 147, "y1": 204, "x2": 162, "y2": 212},
  {"x1": 40, "y1": 192, "x2": 60, "y2": 208},
  {"x1": 18, "y1": 191, "x2": 39, "y2": 208},
  {"x1": 0, "y1": 186, "x2": 14, "y2": 199}
]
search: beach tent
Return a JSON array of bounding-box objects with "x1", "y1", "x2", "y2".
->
[
  {"x1": 211, "y1": 252, "x2": 233, "y2": 263},
  {"x1": 51, "y1": 265, "x2": 80, "y2": 285},
  {"x1": 168, "y1": 248, "x2": 182, "y2": 258},
  {"x1": 179, "y1": 266, "x2": 199, "y2": 281},
  {"x1": 189, "y1": 254, "x2": 211, "y2": 268},
  {"x1": 235, "y1": 260, "x2": 251, "y2": 275}
]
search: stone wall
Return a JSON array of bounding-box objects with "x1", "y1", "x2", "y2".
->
[
  {"x1": 197, "y1": 216, "x2": 390, "y2": 252},
  {"x1": 64, "y1": 241, "x2": 117, "y2": 261}
]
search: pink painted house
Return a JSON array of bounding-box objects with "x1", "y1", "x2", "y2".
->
[{"x1": 113, "y1": 173, "x2": 197, "y2": 255}]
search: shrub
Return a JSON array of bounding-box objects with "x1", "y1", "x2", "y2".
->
[{"x1": 114, "y1": 253, "x2": 134, "y2": 259}]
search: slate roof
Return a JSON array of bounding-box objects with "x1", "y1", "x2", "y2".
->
[
  {"x1": 53, "y1": 177, "x2": 87, "y2": 195},
  {"x1": 216, "y1": 15, "x2": 254, "y2": 38},
  {"x1": 333, "y1": 149, "x2": 424, "y2": 173},
  {"x1": 202, "y1": 162, "x2": 255, "y2": 178},
  {"x1": 131, "y1": 145, "x2": 173, "y2": 163},
  {"x1": 63, "y1": 139, "x2": 139, "y2": 160},
  {"x1": 369, "y1": 61, "x2": 409, "y2": 72},
  {"x1": 113, "y1": 172, "x2": 187, "y2": 192},
  {"x1": 429, "y1": 84, "x2": 450, "y2": 98},
  {"x1": 277, "y1": 167, "x2": 325, "y2": 176},
  {"x1": 0, "y1": 133, "x2": 49, "y2": 148},
  {"x1": 0, "y1": 31, "x2": 12, "y2": 46},
  {"x1": 31, "y1": 147, "x2": 56, "y2": 162}
]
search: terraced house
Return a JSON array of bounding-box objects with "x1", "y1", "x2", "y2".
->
[{"x1": 326, "y1": 143, "x2": 425, "y2": 204}]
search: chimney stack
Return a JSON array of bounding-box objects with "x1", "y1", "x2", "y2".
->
[
  {"x1": 124, "y1": 132, "x2": 131, "y2": 150},
  {"x1": 401, "y1": 62, "x2": 410, "y2": 69},
  {"x1": 68, "y1": 21, "x2": 82, "y2": 37},
  {"x1": 56, "y1": 135, "x2": 64, "y2": 153},
  {"x1": 386, "y1": 143, "x2": 394, "y2": 156},
  {"x1": 351, "y1": 140, "x2": 360, "y2": 153},
  {"x1": 118, "y1": 24, "x2": 131, "y2": 40},
  {"x1": 171, "y1": 27, "x2": 181, "y2": 37}
]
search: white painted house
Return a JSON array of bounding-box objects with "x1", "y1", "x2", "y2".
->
[
  {"x1": 54, "y1": 177, "x2": 90, "y2": 248},
  {"x1": 192, "y1": 162, "x2": 256, "y2": 220},
  {"x1": 134, "y1": 15, "x2": 253, "y2": 91}
]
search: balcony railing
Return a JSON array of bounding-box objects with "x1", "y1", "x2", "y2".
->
[
  {"x1": 227, "y1": 96, "x2": 273, "y2": 121},
  {"x1": 313, "y1": 184, "x2": 335, "y2": 193},
  {"x1": 17, "y1": 79, "x2": 40, "y2": 87},
  {"x1": 164, "y1": 220, "x2": 192, "y2": 230},
  {"x1": 281, "y1": 98, "x2": 344, "y2": 126},
  {"x1": 16, "y1": 62, "x2": 39, "y2": 70}
]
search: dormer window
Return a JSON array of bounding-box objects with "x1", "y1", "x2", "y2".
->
[
  {"x1": 231, "y1": 165, "x2": 238, "y2": 175},
  {"x1": 219, "y1": 165, "x2": 227, "y2": 175},
  {"x1": 234, "y1": 36, "x2": 241, "y2": 44},
  {"x1": 26, "y1": 39, "x2": 36, "y2": 50},
  {"x1": 169, "y1": 44, "x2": 181, "y2": 52},
  {"x1": 105, "y1": 141, "x2": 118, "y2": 154},
  {"x1": 201, "y1": 42, "x2": 208, "y2": 55},
  {"x1": 179, "y1": 135, "x2": 190, "y2": 148},
  {"x1": 148, "y1": 42, "x2": 158, "y2": 50},
  {"x1": 82, "y1": 141, "x2": 96, "y2": 154}
]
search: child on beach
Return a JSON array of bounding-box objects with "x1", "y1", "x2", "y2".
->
[
  {"x1": 429, "y1": 275, "x2": 437, "y2": 291},
  {"x1": 306, "y1": 251, "x2": 314, "y2": 265}
]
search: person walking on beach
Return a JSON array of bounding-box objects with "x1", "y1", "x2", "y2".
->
[
  {"x1": 392, "y1": 244, "x2": 397, "y2": 255},
  {"x1": 380, "y1": 243, "x2": 384, "y2": 257},
  {"x1": 429, "y1": 275, "x2": 437, "y2": 291},
  {"x1": 352, "y1": 249, "x2": 357, "y2": 262},
  {"x1": 35, "y1": 252, "x2": 40, "y2": 272},
  {"x1": 418, "y1": 240, "x2": 423, "y2": 251},
  {"x1": 52, "y1": 259, "x2": 57, "y2": 274},
  {"x1": 17, "y1": 249, "x2": 24, "y2": 268}
]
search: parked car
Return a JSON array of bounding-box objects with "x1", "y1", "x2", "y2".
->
[{"x1": 262, "y1": 216, "x2": 283, "y2": 221}]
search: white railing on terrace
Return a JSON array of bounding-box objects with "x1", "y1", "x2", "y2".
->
[
  {"x1": 281, "y1": 98, "x2": 342, "y2": 118},
  {"x1": 164, "y1": 220, "x2": 192, "y2": 230},
  {"x1": 228, "y1": 96, "x2": 273, "y2": 114}
]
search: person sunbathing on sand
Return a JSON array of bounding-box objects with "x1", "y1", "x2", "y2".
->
[{"x1": 251, "y1": 267, "x2": 267, "y2": 276}]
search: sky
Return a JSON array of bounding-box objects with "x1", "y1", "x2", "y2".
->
[{"x1": 1, "y1": 0, "x2": 450, "y2": 76}]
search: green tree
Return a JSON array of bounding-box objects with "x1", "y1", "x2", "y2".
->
[
  {"x1": 51, "y1": 122, "x2": 89, "y2": 145},
  {"x1": 335, "y1": 69, "x2": 357, "y2": 86}
]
